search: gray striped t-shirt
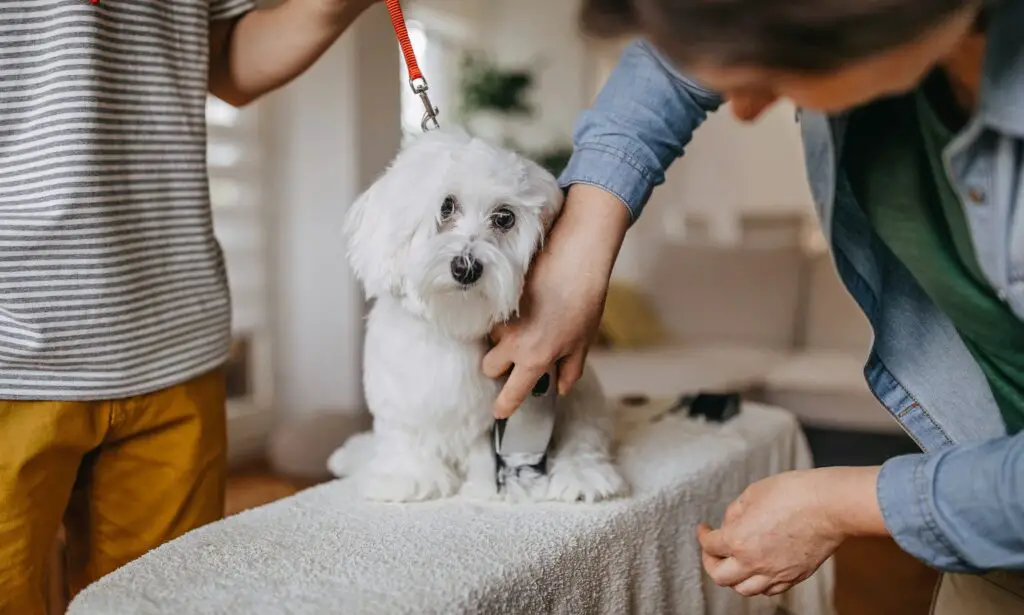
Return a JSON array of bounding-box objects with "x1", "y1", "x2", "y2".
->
[{"x1": 0, "y1": 0, "x2": 255, "y2": 399}]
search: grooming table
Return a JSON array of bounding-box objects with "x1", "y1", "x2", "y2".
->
[{"x1": 69, "y1": 402, "x2": 835, "y2": 615}]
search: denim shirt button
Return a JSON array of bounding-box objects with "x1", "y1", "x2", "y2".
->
[{"x1": 967, "y1": 186, "x2": 986, "y2": 204}]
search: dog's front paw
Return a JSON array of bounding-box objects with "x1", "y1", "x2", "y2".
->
[
  {"x1": 545, "y1": 456, "x2": 628, "y2": 503},
  {"x1": 326, "y1": 432, "x2": 375, "y2": 478},
  {"x1": 459, "y1": 475, "x2": 502, "y2": 501},
  {"x1": 357, "y1": 463, "x2": 460, "y2": 503},
  {"x1": 500, "y1": 466, "x2": 550, "y2": 503}
]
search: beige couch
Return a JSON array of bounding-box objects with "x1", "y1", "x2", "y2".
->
[{"x1": 589, "y1": 239, "x2": 902, "y2": 435}]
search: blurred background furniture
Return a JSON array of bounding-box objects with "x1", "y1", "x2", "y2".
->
[{"x1": 591, "y1": 211, "x2": 919, "y2": 469}]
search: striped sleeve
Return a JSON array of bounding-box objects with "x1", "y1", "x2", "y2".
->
[{"x1": 211, "y1": 0, "x2": 256, "y2": 21}]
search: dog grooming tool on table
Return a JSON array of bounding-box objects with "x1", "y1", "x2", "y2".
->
[{"x1": 493, "y1": 367, "x2": 558, "y2": 491}]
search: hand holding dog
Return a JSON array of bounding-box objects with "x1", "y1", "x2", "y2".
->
[
  {"x1": 483, "y1": 184, "x2": 630, "y2": 419},
  {"x1": 699, "y1": 466, "x2": 886, "y2": 597}
]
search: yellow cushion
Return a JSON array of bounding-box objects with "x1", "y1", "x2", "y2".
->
[{"x1": 599, "y1": 282, "x2": 670, "y2": 348}]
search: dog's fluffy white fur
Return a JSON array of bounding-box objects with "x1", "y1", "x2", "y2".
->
[{"x1": 327, "y1": 130, "x2": 626, "y2": 504}]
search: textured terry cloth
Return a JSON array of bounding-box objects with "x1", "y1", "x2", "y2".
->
[{"x1": 69, "y1": 403, "x2": 834, "y2": 615}]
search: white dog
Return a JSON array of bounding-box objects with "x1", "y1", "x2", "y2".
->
[{"x1": 327, "y1": 130, "x2": 626, "y2": 504}]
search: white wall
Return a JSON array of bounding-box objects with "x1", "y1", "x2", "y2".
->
[
  {"x1": 478, "y1": 0, "x2": 591, "y2": 152},
  {"x1": 268, "y1": 4, "x2": 401, "y2": 419},
  {"x1": 614, "y1": 100, "x2": 815, "y2": 280},
  {"x1": 647, "y1": 102, "x2": 814, "y2": 226}
]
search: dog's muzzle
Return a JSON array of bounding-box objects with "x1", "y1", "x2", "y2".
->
[{"x1": 450, "y1": 254, "x2": 483, "y2": 286}]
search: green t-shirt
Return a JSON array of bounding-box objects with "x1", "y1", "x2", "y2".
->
[{"x1": 843, "y1": 72, "x2": 1024, "y2": 434}]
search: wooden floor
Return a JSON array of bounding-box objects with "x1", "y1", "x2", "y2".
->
[
  {"x1": 225, "y1": 463, "x2": 310, "y2": 516},
  {"x1": 225, "y1": 466, "x2": 939, "y2": 615}
]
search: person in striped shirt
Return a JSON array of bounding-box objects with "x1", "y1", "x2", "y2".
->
[{"x1": 0, "y1": 1, "x2": 379, "y2": 611}]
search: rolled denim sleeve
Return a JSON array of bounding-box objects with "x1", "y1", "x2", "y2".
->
[
  {"x1": 877, "y1": 430, "x2": 1024, "y2": 572},
  {"x1": 558, "y1": 39, "x2": 723, "y2": 221}
]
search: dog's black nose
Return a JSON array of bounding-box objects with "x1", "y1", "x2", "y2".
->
[{"x1": 450, "y1": 255, "x2": 483, "y2": 286}]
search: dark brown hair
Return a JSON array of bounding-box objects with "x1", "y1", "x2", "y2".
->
[{"x1": 582, "y1": 0, "x2": 978, "y2": 72}]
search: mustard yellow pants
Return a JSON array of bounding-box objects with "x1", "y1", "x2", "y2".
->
[{"x1": 0, "y1": 369, "x2": 227, "y2": 615}]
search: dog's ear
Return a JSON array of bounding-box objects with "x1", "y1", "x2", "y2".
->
[
  {"x1": 343, "y1": 168, "x2": 412, "y2": 300},
  {"x1": 522, "y1": 158, "x2": 564, "y2": 231},
  {"x1": 344, "y1": 133, "x2": 461, "y2": 299}
]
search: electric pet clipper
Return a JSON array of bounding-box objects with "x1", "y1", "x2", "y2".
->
[{"x1": 493, "y1": 366, "x2": 558, "y2": 491}]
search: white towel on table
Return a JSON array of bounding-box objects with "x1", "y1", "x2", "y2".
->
[{"x1": 69, "y1": 403, "x2": 834, "y2": 615}]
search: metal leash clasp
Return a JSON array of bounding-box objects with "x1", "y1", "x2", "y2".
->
[{"x1": 410, "y1": 77, "x2": 440, "y2": 132}]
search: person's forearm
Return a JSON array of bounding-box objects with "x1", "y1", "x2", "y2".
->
[
  {"x1": 209, "y1": 0, "x2": 374, "y2": 106},
  {"x1": 554, "y1": 183, "x2": 631, "y2": 280},
  {"x1": 821, "y1": 466, "x2": 888, "y2": 538}
]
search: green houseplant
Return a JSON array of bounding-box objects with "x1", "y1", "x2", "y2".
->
[
  {"x1": 456, "y1": 53, "x2": 572, "y2": 177},
  {"x1": 458, "y1": 54, "x2": 534, "y2": 118}
]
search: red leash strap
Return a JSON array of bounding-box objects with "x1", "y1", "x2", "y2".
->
[
  {"x1": 386, "y1": 0, "x2": 422, "y2": 82},
  {"x1": 385, "y1": 0, "x2": 439, "y2": 131}
]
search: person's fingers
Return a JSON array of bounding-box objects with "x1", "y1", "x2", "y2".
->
[
  {"x1": 706, "y1": 556, "x2": 749, "y2": 587},
  {"x1": 765, "y1": 582, "x2": 792, "y2": 596},
  {"x1": 732, "y1": 574, "x2": 774, "y2": 597},
  {"x1": 700, "y1": 548, "x2": 723, "y2": 576},
  {"x1": 482, "y1": 343, "x2": 514, "y2": 379},
  {"x1": 557, "y1": 350, "x2": 586, "y2": 395},
  {"x1": 494, "y1": 363, "x2": 548, "y2": 418},
  {"x1": 697, "y1": 524, "x2": 731, "y2": 558}
]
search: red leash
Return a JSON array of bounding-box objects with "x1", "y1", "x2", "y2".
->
[{"x1": 385, "y1": 0, "x2": 439, "y2": 131}]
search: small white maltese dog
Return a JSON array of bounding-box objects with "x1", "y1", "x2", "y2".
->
[{"x1": 327, "y1": 130, "x2": 627, "y2": 504}]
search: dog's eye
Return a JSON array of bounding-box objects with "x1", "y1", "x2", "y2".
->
[
  {"x1": 440, "y1": 195, "x2": 457, "y2": 220},
  {"x1": 491, "y1": 207, "x2": 516, "y2": 231}
]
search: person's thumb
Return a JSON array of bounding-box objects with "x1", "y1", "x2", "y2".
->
[{"x1": 557, "y1": 350, "x2": 586, "y2": 395}]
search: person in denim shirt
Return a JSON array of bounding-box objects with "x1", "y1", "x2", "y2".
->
[{"x1": 482, "y1": 0, "x2": 1024, "y2": 611}]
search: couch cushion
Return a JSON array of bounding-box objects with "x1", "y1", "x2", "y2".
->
[
  {"x1": 599, "y1": 281, "x2": 673, "y2": 348},
  {"x1": 763, "y1": 351, "x2": 902, "y2": 433},
  {"x1": 587, "y1": 344, "x2": 788, "y2": 400},
  {"x1": 645, "y1": 243, "x2": 804, "y2": 350},
  {"x1": 802, "y1": 252, "x2": 873, "y2": 353}
]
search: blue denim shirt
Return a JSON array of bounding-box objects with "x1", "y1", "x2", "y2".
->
[{"x1": 560, "y1": 2, "x2": 1024, "y2": 573}]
